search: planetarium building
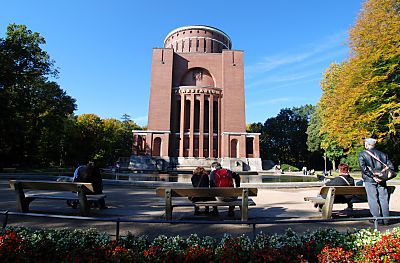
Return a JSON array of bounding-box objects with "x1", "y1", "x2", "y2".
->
[{"x1": 132, "y1": 25, "x2": 261, "y2": 171}]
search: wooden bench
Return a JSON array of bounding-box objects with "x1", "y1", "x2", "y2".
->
[
  {"x1": 156, "y1": 187, "x2": 258, "y2": 221},
  {"x1": 304, "y1": 186, "x2": 396, "y2": 219},
  {"x1": 9, "y1": 180, "x2": 106, "y2": 216}
]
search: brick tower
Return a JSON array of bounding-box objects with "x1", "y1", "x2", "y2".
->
[{"x1": 132, "y1": 25, "x2": 261, "y2": 171}]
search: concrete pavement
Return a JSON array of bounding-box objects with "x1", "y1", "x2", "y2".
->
[{"x1": 1, "y1": 178, "x2": 400, "y2": 238}]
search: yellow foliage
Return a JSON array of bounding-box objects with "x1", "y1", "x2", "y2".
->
[{"x1": 318, "y1": 0, "x2": 400, "y2": 155}]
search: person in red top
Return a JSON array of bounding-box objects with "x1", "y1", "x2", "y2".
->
[{"x1": 209, "y1": 162, "x2": 241, "y2": 217}]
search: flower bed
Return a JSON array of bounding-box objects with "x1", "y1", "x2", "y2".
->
[{"x1": 1, "y1": 227, "x2": 400, "y2": 262}]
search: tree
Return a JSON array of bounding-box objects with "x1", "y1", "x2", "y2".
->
[
  {"x1": 0, "y1": 24, "x2": 75, "y2": 167},
  {"x1": 121, "y1": 114, "x2": 131, "y2": 123},
  {"x1": 261, "y1": 107, "x2": 311, "y2": 168},
  {"x1": 246, "y1": 122, "x2": 263, "y2": 133},
  {"x1": 292, "y1": 104, "x2": 315, "y2": 122},
  {"x1": 349, "y1": 0, "x2": 400, "y2": 164},
  {"x1": 74, "y1": 114, "x2": 103, "y2": 164},
  {"x1": 0, "y1": 24, "x2": 58, "y2": 88},
  {"x1": 101, "y1": 117, "x2": 141, "y2": 166},
  {"x1": 306, "y1": 109, "x2": 322, "y2": 153},
  {"x1": 315, "y1": 0, "x2": 400, "y2": 167},
  {"x1": 64, "y1": 114, "x2": 142, "y2": 167}
]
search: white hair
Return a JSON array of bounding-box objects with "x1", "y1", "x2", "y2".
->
[{"x1": 364, "y1": 138, "x2": 376, "y2": 150}]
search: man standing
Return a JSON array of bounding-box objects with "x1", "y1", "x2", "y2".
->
[
  {"x1": 358, "y1": 138, "x2": 395, "y2": 225},
  {"x1": 209, "y1": 162, "x2": 241, "y2": 217}
]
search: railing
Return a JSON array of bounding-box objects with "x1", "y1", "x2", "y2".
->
[{"x1": 1, "y1": 210, "x2": 398, "y2": 240}]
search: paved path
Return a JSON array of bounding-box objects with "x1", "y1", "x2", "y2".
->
[{"x1": 1, "y1": 179, "x2": 400, "y2": 238}]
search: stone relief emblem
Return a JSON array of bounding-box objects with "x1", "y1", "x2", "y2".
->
[{"x1": 193, "y1": 69, "x2": 203, "y2": 81}]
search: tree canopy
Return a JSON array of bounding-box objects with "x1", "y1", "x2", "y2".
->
[
  {"x1": 0, "y1": 24, "x2": 142, "y2": 168},
  {"x1": 317, "y1": 0, "x2": 400, "y2": 167},
  {"x1": 247, "y1": 105, "x2": 322, "y2": 169},
  {"x1": 0, "y1": 24, "x2": 75, "y2": 167}
]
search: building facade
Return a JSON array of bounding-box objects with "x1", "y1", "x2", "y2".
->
[{"x1": 132, "y1": 25, "x2": 261, "y2": 171}]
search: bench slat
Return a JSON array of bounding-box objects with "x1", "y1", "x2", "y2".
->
[
  {"x1": 9, "y1": 180, "x2": 95, "y2": 193},
  {"x1": 25, "y1": 193, "x2": 106, "y2": 201},
  {"x1": 319, "y1": 186, "x2": 395, "y2": 196},
  {"x1": 156, "y1": 187, "x2": 258, "y2": 197}
]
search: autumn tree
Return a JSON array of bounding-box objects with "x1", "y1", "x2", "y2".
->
[
  {"x1": 65, "y1": 114, "x2": 141, "y2": 167},
  {"x1": 316, "y1": 0, "x2": 400, "y2": 167},
  {"x1": 349, "y1": 0, "x2": 400, "y2": 164}
]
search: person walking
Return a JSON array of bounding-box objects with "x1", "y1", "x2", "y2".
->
[
  {"x1": 209, "y1": 162, "x2": 241, "y2": 217},
  {"x1": 358, "y1": 138, "x2": 395, "y2": 225}
]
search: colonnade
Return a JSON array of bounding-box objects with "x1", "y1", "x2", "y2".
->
[{"x1": 172, "y1": 87, "x2": 222, "y2": 158}]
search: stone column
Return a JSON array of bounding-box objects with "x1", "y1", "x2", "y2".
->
[
  {"x1": 145, "y1": 133, "x2": 153, "y2": 156},
  {"x1": 170, "y1": 93, "x2": 177, "y2": 157},
  {"x1": 132, "y1": 134, "x2": 138, "y2": 155},
  {"x1": 253, "y1": 135, "x2": 260, "y2": 158},
  {"x1": 179, "y1": 93, "x2": 185, "y2": 157},
  {"x1": 189, "y1": 93, "x2": 195, "y2": 157},
  {"x1": 199, "y1": 93, "x2": 205, "y2": 158},
  {"x1": 209, "y1": 94, "x2": 214, "y2": 158}
]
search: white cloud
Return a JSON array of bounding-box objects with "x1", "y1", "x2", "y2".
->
[
  {"x1": 246, "y1": 71, "x2": 320, "y2": 89},
  {"x1": 245, "y1": 31, "x2": 347, "y2": 78},
  {"x1": 246, "y1": 53, "x2": 312, "y2": 76}
]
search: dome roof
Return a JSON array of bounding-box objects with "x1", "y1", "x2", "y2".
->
[{"x1": 164, "y1": 25, "x2": 232, "y2": 49}]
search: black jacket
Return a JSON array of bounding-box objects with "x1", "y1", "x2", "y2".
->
[
  {"x1": 325, "y1": 174, "x2": 355, "y2": 186},
  {"x1": 358, "y1": 148, "x2": 394, "y2": 184},
  {"x1": 191, "y1": 173, "x2": 210, "y2": 188},
  {"x1": 190, "y1": 172, "x2": 214, "y2": 202},
  {"x1": 210, "y1": 169, "x2": 241, "y2": 188}
]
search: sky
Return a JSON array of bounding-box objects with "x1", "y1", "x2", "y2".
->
[{"x1": 1, "y1": 0, "x2": 364, "y2": 126}]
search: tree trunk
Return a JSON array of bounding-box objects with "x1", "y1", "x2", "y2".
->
[{"x1": 331, "y1": 160, "x2": 336, "y2": 171}]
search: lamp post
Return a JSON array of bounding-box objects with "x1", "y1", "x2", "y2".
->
[{"x1": 323, "y1": 154, "x2": 327, "y2": 175}]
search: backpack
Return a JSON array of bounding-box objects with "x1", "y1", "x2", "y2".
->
[{"x1": 214, "y1": 169, "x2": 234, "y2": 187}]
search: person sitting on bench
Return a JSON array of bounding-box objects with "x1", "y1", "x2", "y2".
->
[
  {"x1": 189, "y1": 166, "x2": 215, "y2": 215},
  {"x1": 68, "y1": 161, "x2": 106, "y2": 209},
  {"x1": 209, "y1": 162, "x2": 241, "y2": 217},
  {"x1": 323, "y1": 163, "x2": 355, "y2": 210}
]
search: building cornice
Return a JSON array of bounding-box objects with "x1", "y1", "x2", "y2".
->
[
  {"x1": 222, "y1": 132, "x2": 261, "y2": 136},
  {"x1": 173, "y1": 86, "x2": 222, "y2": 95},
  {"x1": 132, "y1": 130, "x2": 170, "y2": 134},
  {"x1": 164, "y1": 25, "x2": 232, "y2": 48}
]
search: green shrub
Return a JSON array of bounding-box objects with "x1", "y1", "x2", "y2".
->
[
  {"x1": 281, "y1": 164, "x2": 300, "y2": 172},
  {"x1": 3, "y1": 226, "x2": 400, "y2": 262}
]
